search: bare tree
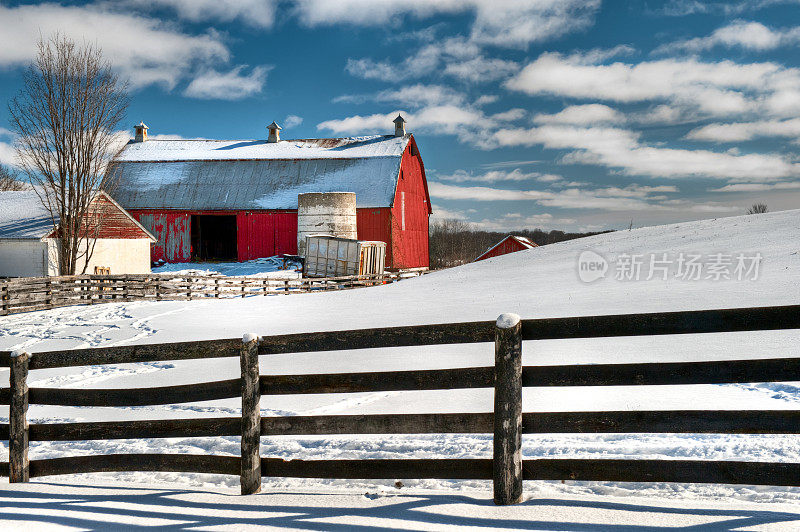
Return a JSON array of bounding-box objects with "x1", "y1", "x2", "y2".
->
[
  {"x1": 746, "y1": 202, "x2": 768, "y2": 215},
  {"x1": 0, "y1": 164, "x2": 29, "y2": 191},
  {"x1": 8, "y1": 34, "x2": 128, "y2": 275}
]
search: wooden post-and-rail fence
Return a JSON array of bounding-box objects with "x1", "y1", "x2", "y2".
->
[
  {"x1": 1, "y1": 304, "x2": 799, "y2": 503},
  {"x1": 0, "y1": 272, "x2": 416, "y2": 317}
]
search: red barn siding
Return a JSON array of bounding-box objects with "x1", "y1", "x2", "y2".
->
[
  {"x1": 389, "y1": 140, "x2": 430, "y2": 269},
  {"x1": 356, "y1": 207, "x2": 392, "y2": 264},
  {"x1": 130, "y1": 211, "x2": 191, "y2": 262},
  {"x1": 237, "y1": 211, "x2": 297, "y2": 261},
  {"x1": 475, "y1": 236, "x2": 535, "y2": 262},
  {"x1": 128, "y1": 139, "x2": 431, "y2": 269}
]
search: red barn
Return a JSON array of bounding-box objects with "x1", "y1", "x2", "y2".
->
[
  {"x1": 110, "y1": 118, "x2": 431, "y2": 269},
  {"x1": 474, "y1": 235, "x2": 537, "y2": 262}
]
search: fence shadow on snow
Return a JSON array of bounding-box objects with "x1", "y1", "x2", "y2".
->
[{"x1": 1, "y1": 304, "x2": 799, "y2": 505}]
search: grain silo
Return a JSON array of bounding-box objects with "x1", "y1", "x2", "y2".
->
[{"x1": 297, "y1": 192, "x2": 357, "y2": 256}]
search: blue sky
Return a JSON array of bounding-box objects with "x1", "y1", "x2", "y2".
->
[{"x1": 1, "y1": 0, "x2": 799, "y2": 232}]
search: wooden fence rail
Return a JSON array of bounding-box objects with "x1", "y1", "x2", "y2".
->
[
  {"x1": 1, "y1": 303, "x2": 799, "y2": 503},
  {"x1": 0, "y1": 272, "x2": 415, "y2": 317}
]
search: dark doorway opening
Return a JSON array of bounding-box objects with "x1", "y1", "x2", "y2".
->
[{"x1": 191, "y1": 215, "x2": 237, "y2": 261}]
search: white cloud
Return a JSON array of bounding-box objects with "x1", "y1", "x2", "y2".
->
[
  {"x1": 429, "y1": 182, "x2": 549, "y2": 201},
  {"x1": 428, "y1": 182, "x2": 685, "y2": 211},
  {"x1": 283, "y1": 115, "x2": 304, "y2": 128},
  {"x1": 686, "y1": 118, "x2": 800, "y2": 142},
  {"x1": 124, "y1": 0, "x2": 277, "y2": 28},
  {"x1": 473, "y1": 212, "x2": 567, "y2": 231},
  {"x1": 657, "y1": 21, "x2": 800, "y2": 53},
  {"x1": 711, "y1": 182, "x2": 800, "y2": 192},
  {"x1": 533, "y1": 104, "x2": 624, "y2": 125},
  {"x1": 443, "y1": 56, "x2": 520, "y2": 83},
  {"x1": 0, "y1": 128, "x2": 19, "y2": 167},
  {"x1": 436, "y1": 169, "x2": 561, "y2": 183},
  {"x1": 335, "y1": 84, "x2": 466, "y2": 108},
  {"x1": 494, "y1": 125, "x2": 800, "y2": 181},
  {"x1": 506, "y1": 52, "x2": 800, "y2": 119},
  {"x1": 318, "y1": 105, "x2": 526, "y2": 148},
  {"x1": 346, "y1": 37, "x2": 517, "y2": 84},
  {"x1": 294, "y1": 0, "x2": 598, "y2": 48},
  {"x1": 474, "y1": 95, "x2": 500, "y2": 107},
  {"x1": 661, "y1": 0, "x2": 800, "y2": 17},
  {"x1": 0, "y1": 3, "x2": 229, "y2": 90},
  {"x1": 430, "y1": 204, "x2": 470, "y2": 221},
  {"x1": 183, "y1": 66, "x2": 270, "y2": 100}
]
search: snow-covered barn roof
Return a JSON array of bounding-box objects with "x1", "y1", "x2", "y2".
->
[
  {"x1": 0, "y1": 190, "x2": 56, "y2": 239},
  {"x1": 111, "y1": 135, "x2": 415, "y2": 210}
]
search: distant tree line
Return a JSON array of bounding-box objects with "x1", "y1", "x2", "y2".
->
[{"x1": 429, "y1": 218, "x2": 611, "y2": 269}]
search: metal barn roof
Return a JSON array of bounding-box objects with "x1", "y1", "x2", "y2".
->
[
  {"x1": 111, "y1": 135, "x2": 412, "y2": 210},
  {"x1": 0, "y1": 190, "x2": 55, "y2": 239}
]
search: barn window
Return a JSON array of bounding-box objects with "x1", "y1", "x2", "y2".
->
[{"x1": 191, "y1": 215, "x2": 237, "y2": 261}]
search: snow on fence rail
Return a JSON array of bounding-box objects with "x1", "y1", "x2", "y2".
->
[
  {"x1": 0, "y1": 272, "x2": 407, "y2": 316},
  {"x1": 1, "y1": 304, "x2": 799, "y2": 504}
]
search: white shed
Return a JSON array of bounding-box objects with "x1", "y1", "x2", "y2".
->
[{"x1": 0, "y1": 190, "x2": 156, "y2": 278}]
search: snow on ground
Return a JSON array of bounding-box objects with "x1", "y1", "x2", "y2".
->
[
  {"x1": 2, "y1": 480, "x2": 799, "y2": 530},
  {"x1": 1, "y1": 209, "x2": 799, "y2": 521},
  {"x1": 152, "y1": 256, "x2": 301, "y2": 278}
]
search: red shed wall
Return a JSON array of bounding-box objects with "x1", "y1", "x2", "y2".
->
[
  {"x1": 476, "y1": 238, "x2": 529, "y2": 261},
  {"x1": 389, "y1": 142, "x2": 430, "y2": 269}
]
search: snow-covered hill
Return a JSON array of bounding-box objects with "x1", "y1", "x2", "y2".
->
[{"x1": 1, "y1": 209, "x2": 799, "y2": 506}]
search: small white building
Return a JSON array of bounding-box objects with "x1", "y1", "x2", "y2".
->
[{"x1": 0, "y1": 190, "x2": 155, "y2": 278}]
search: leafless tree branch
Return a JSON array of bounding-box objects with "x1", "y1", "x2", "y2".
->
[{"x1": 8, "y1": 33, "x2": 128, "y2": 275}]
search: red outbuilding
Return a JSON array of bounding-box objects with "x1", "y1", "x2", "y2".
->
[
  {"x1": 110, "y1": 117, "x2": 431, "y2": 269},
  {"x1": 474, "y1": 235, "x2": 538, "y2": 262}
]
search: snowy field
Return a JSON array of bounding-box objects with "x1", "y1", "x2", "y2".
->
[{"x1": 1, "y1": 209, "x2": 799, "y2": 528}]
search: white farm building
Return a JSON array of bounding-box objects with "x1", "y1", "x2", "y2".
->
[{"x1": 0, "y1": 190, "x2": 155, "y2": 278}]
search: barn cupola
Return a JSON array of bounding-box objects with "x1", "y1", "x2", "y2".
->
[
  {"x1": 267, "y1": 121, "x2": 282, "y2": 143},
  {"x1": 133, "y1": 121, "x2": 148, "y2": 142},
  {"x1": 393, "y1": 114, "x2": 406, "y2": 137}
]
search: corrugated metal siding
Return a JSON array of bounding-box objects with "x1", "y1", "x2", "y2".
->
[
  {"x1": 236, "y1": 211, "x2": 297, "y2": 261},
  {"x1": 112, "y1": 157, "x2": 402, "y2": 211},
  {"x1": 132, "y1": 211, "x2": 190, "y2": 262},
  {"x1": 389, "y1": 140, "x2": 430, "y2": 268}
]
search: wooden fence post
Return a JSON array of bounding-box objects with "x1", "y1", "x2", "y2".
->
[
  {"x1": 493, "y1": 313, "x2": 523, "y2": 505},
  {"x1": 240, "y1": 333, "x2": 261, "y2": 495},
  {"x1": 1, "y1": 282, "x2": 8, "y2": 316},
  {"x1": 10, "y1": 351, "x2": 30, "y2": 483}
]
